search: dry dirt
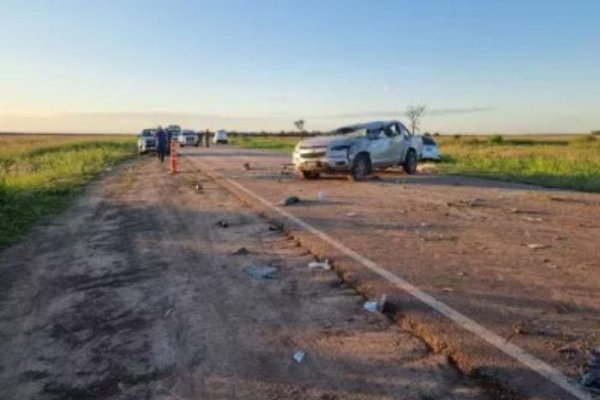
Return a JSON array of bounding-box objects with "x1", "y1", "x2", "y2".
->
[
  {"x1": 0, "y1": 158, "x2": 488, "y2": 399},
  {"x1": 179, "y1": 146, "x2": 600, "y2": 400}
]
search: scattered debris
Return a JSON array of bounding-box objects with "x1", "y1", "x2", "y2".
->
[
  {"x1": 216, "y1": 220, "x2": 229, "y2": 228},
  {"x1": 527, "y1": 243, "x2": 550, "y2": 250},
  {"x1": 164, "y1": 308, "x2": 174, "y2": 317},
  {"x1": 281, "y1": 196, "x2": 300, "y2": 206},
  {"x1": 232, "y1": 247, "x2": 250, "y2": 256},
  {"x1": 447, "y1": 198, "x2": 484, "y2": 208},
  {"x1": 293, "y1": 350, "x2": 306, "y2": 363},
  {"x1": 104, "y1": 166, "x2": 113, "y2": 172},
  {"x1": 419, "y1": 234, "x2": 458, "y2": 242},
  {"x1": 195, "y1": 183, "x2": 203, "y2": 192},
  {"x1": 268, "y1": 221, "x2": 284, "y2": 231},
  {"x1": 243, "y1": 162, "x2": 251, "y2": 170},
  {"x1": 363, "y1": 295, "x2": 387, "y2": 313},
  {"x1": 243, "y1": 265, "x2": 279, "y2": 280},
  {"x1": 317, "y1": 191, "x2": 327, "y2": 201},
  {"x1": 308, "y1": 260, "x2": 331, "y2": 270},
  {"x1": 513, "y1": 324, "x2": 528, "y2": 335},
  {"x1": 442, "y1": 287, "x2": 454, "y2": 293},
  {"x1": 346, "y1": 212, "x2": 357, "y2": 217},
  {"x1": 280, "y1": 163, "x2": 294, "y2": 176},
  {"x1": 524, "y1": 216, "x2": 543, "y2": 222},
  {"x1": 418, "y1": 163, "x2": 439, "y2": 174},
  {"x1": 557, "y1": 343, "x2": 580, "y2": 354}
]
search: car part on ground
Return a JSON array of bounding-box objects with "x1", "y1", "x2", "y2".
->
[{"x1": 293, "y1": 120, "x2": 423, "y2": 180}]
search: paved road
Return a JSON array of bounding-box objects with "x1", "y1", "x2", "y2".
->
[
  {"x1": 182, "y1": 145, "x2": 600, "y2": 400},
  {"x1": 0, "y1": 158, "x2": 487, "y2": 399}
]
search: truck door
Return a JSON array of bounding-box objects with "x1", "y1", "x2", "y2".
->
[
  {"x1": 384, "y1": 123, "x2": 404, "y2": 165},
  {"x1": 398, "y1": 123, "x2": 412, "y2": 161},
  {"x1": 366, "y1": 127, "x2": 389, "y2": 167}
]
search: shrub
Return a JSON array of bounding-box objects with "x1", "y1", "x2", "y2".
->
[
  {"x1": 453, "y1": 134, "x2": 462, "y2": 140},
  {"x1": 591, "y1": 130, "x2": 600, "y2": 136},
  {"x1": 489, "y1": 134, "x2": 504, "y2": 144},
  {"x1": 570, "y1": 135, "x2": 596, "y2": 145}
]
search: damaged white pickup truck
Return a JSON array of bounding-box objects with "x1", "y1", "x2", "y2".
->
[{"x1": 293, "y1": 120, "x2": 423, "y2": 181}]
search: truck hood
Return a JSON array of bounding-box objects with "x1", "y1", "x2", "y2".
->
[{"x1": 298, "y1": 135, "x2": 356, "y2": 148}]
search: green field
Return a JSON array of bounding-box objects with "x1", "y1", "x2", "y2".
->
[
  {"x1": 0, "y1": 134, "x2": 136, "y2": 247},
  {"x1": 230, "y1": 134, "x2": 600, "y2": 192}
]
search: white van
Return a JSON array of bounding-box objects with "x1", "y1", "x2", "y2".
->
[{"x1": 213, "y1": 130, "x2": 228, "y2": 144}]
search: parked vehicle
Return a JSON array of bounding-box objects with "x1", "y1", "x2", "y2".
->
[
  {"x1": 420, "y1": 134, "x2": 441, "y2": 161},
  {"x1": 293, "y1": 120, "x2": 422, "y2": 181},
  {"x1": 137, "y1": 129, "x2": 157, "y2": 154},
  {"x1": 178, "y1": 129, "x2": 200, "y2": 147},
  {"x1": 213, "y1": 130, "x2": 228, "y2": 144},
  {"x1": 165, "y1": 125, "x2": 182, "y2": 154}
]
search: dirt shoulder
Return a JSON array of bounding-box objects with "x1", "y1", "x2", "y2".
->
[
  {"x1": 182, "y1": 146, "x2": 600, "y2": 400},
  {"x1": 0, "y1": 157, "x2": 488, "y2": 399}
]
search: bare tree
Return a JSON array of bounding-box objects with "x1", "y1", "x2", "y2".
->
[
  {"x1": 294, "y1": 119, "x2": 305, "y2": 132},
  {"x1": 405, "y1": 105, "x2": 427, "y2": 134}
]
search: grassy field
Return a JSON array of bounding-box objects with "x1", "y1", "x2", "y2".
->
[
  {"x1": 0, "y1": 134, "x2": 136, "y2": 247},
  {"x1": 230, "y1": 134, "x2": 600, "y2": 192}
]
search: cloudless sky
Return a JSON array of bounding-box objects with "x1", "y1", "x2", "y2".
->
[{"x1": 1, "y1": 0, "x2": 599, "y2": 133}]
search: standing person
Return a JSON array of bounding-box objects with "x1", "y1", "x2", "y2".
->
[
  {"x1": 205, "y1": 129, "x2": 210, "y2": 147},
  {"x1": 155, "y1": 126, "x2": 168, "y2": 162}
]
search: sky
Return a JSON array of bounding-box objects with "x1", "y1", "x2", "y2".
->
[{"x1": 1, "y1": 0, "x2": 599, "y2": 134}]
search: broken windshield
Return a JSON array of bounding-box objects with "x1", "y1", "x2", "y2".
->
[{"x1": 335, "y1": 127, "x2": 368, "y2": 137}]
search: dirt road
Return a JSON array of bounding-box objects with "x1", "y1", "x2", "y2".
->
[
  {"x1": 179, "y1": 146, "x2": 600, "y2": 400},
  {"x1": 0, "y1": 158, "x2": 487, "y2": 399}
]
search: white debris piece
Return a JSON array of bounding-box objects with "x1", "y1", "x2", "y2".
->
[
  {"x1": 364, "y1": 294, "x2": 387, "y2": 313},
  {"x1": 308, "y1": 260, "x2": 331, "y2": 270},
  {"x1": 293, "y1": 350, "x2": 306, "y2": 363},
  {"x1": 527, "y1": 243, "x2": 550, "y2": 250}
]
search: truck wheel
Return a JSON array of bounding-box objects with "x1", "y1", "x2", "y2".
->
[
  {"x1": 351, "y1": 154, "x2": 371, "y2": 181},
  {"x1": 301, "y1": 171, "x2": 320, "y2": 180},
  {"x1": 403, "y1": 150, "x2": 417, "y2": 174}
]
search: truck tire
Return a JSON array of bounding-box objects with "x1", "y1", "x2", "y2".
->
[
  {"x1": 301, "y1": 171, "x2": 320, "y2": 180},
  {"x1": 403, "y1": 149, "x2": 417, "y2": 174},
  {"x1": 351, "y1": 153, "x2": 371, "y2": 181}
]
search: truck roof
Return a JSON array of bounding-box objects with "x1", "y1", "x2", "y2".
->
[{"x1": 337, "y1": 120, "x2": 406, "y2": 132}]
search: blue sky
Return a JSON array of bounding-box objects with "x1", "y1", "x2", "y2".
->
[{"x1": 1, "y1": 0, "x2": 599, "y2": 133}]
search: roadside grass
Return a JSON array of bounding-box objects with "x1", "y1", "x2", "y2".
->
[
  {"x1": 230, "y1": 135, "x2": 299, "y2": 153},
  {"x1": 229, "y1": 133, "x2": 600, "y2": 192},
  {"x1": 0, "y1": 135, "x2": 135, "y2": 247},
  {"x1": 436, "y1": 135, "x2": 600, "y2": 192}
]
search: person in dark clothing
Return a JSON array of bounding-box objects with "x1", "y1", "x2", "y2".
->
[
  {"x1": 204, "y1": 129, "x2": 210, "y2": 147},
  {"x1": 155, "y1": 126, "x2": 168, "y2": 162}
]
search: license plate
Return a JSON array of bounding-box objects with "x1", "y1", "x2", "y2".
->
[{"x1": 303, "y1": 161, "x2": 320, "y2": 169}]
